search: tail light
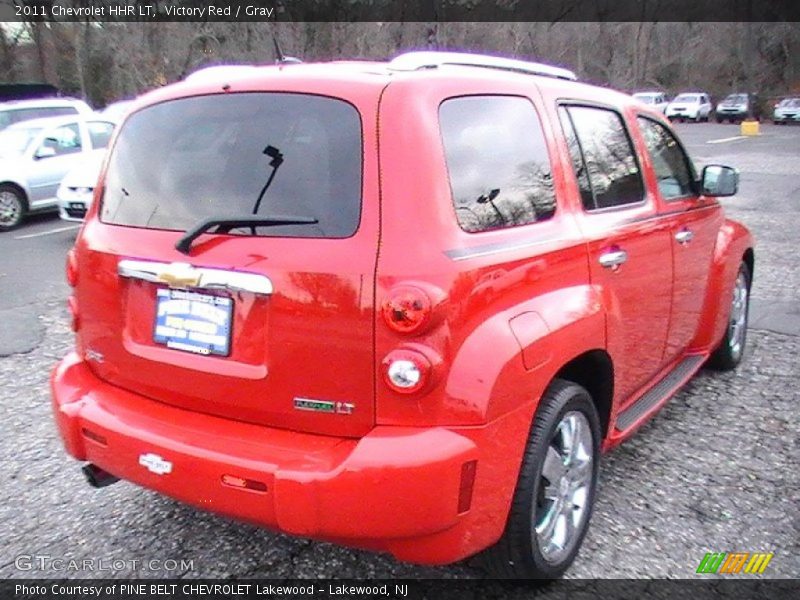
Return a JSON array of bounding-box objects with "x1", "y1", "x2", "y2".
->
[
  {"x1": 382, "y1": 348, "x2": 432, "y2": 394},
  {"x1": 66, "y1": 249, "x2": 79, "y2": 331},
  {"x1": 66, "y1": 248, "x2": 78, "y2": 287},
  {"x1": 381, "y1": 285, "x2": 432, "y2": 334},
  {"x1": 67, "y1": 296, "x2": 80, "y2": 332}
]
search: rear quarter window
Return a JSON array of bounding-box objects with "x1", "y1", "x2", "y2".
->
[
  {"x1": 101, "y1": 93, "x2": 362, "y2": 239},
  {"x1": 439, "y1": 95, "x2": 556, "y2": 233}
]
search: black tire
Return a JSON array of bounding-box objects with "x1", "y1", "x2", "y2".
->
[
  {"x1": 0, "y1": 184, "x2": 26, "y2": 231},
  {"x1": 707, "y1": 261, "x2": 751, "y2": 371},
  {"x1": 482, "y1": 379, "x2": 601, "y2": 579}
]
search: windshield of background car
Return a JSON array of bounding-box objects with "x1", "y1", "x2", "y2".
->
[
  {"x1": 0, "y1": 106, "x2": 77, "y2": 131},
  {"x1": 724, "y1": 94, "x2": 748, "y2": 103},
  {"x1": 101, "y1": 93, "x2": 363, "y2": 238},
  {"x1": 0, "y1": 126, "x2": 42, "y2": 158},
  {"x1": 633, "y1": 94, "x2": 656, "y2": 104},
  {"x1": 674, "y1": 94, "x2": 700, "y2": 103}
]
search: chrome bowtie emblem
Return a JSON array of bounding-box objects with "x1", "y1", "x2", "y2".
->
[{"x1": 139, "y1": 453, "x2": 173, "y2": 475}]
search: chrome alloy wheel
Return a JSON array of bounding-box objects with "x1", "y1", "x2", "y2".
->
[
  {"x1": 728, "y1": 269, "x2": 749, "y2": 359},
  {"x1": 534, "y1": 411, "x2": 594, "y2": 564},
  {"x1": 0, "y1": 190, "x2": 22, "y2": 227}
]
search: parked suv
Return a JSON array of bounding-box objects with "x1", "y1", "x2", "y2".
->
[
  {"x1": 665, "y1": 92, "x2": 713, "y2": 122},
  {"x1": 773, "y1": 97, "x2": 800, "y2": 124},
  {"x1": 715, "y1": 93, "x2": 760, "y2": 123},
  {"x1": 631, "y1": 91, "x2": 669, "y2": 113},
  {"x1": 51, "y1": 52, "x2": 753, "y2": 579}
]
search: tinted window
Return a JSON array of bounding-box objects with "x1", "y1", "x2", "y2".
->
[
  {"x1": 40, "y1": 123, "x2": 82, "y2": 156},
  {"x1": 101, "y1": 93, "x2": 362, "y2": 238},
  {"x1": 87, "y1": 120, "x2": 114, "y2": 149},
  {"x1": 558, "y1": 107, "x2": 594, "y2": 211},
  {"x1": 0, "y1": 106, "x2": 77, "y2": 130},
  {"x1": 561, "y1": 106, "x2": 644, "y2": 210},
  {"x1": 638, "y1": 118, "x2": 696, "y2": 200},
  {"x1": 439, "y1": 96, "x2": 555, "y2": 233}
]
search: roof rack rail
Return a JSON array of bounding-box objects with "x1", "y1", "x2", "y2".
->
[{"x1": 389, "y1": 51, "x2": 578, "y2": 82}]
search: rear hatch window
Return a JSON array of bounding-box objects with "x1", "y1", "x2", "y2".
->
[
  {"x1": 101, "y1": 93, "x2": 362, "y2": 238},
  {"x1": 78, "y1": 91, "x2": 377, "y2": 438}
]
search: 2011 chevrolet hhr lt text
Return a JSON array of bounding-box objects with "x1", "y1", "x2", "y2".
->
[{"x1": 51, "y1": 52, "x2": 754, "y2": 578}]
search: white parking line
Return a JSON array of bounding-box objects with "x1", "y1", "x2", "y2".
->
[
  {"x1": 707, "y1": 135, "x2": 748, "y2": 144},
  {"x1": 14, "y1": 225, "x2": 80, "y2": 240}
]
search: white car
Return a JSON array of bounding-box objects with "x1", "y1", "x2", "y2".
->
[
  {"x1": 57, "y1": 150, "x2": 106, "y2": 222},
  {"x1": 0, "y1": 116, "x2": 114, "y2": 230},
  {"x1": 665, "y1": 92, "x2": 713, "y2": 122},
  {"x1": 0, "y1": 97, "x2": 93, "y2": 131},
  {"x1": 632, "y1": 91, "x2": 669, "y2": 113},
  {"x1": 773, "y1": 97, "x2": 800, "y2": 124},
  {"x1": 100, "y1": 99, "x2": 134, "y2": 122}
]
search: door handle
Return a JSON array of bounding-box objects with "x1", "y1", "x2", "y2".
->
[
  {"x1": 675, "y1": 229, "x2": 694, "y2": 244},
  {"x1": 599, "y1": 249, "x2": 628, "y2": 270}
]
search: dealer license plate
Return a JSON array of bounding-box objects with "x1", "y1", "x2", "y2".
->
[{"x1": 153, "y1": 288, "x2": 233, "y2": 356}]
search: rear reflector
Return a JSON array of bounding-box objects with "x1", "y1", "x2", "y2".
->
[
  {"x1": 66, "y1": 249, "x2": 78, "y2": 287},
  {"x1": 67, "y1": 296, "x2": 79, "y2": 331},
  {"x1": 458, "y1": 460, "x2": 478, "y2": 514},
  {"x1": 221, "y1": 474, "x2": 267, "y2": 493},
  {"x1": 81, "y1": 428, "x2": 107, "y2": 446}
]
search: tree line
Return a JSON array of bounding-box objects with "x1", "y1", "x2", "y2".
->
[{"x1": 1, "y1": 22, "x2": 798, "y2": 108}]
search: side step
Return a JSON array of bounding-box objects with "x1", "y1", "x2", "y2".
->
[{"x1": 615, "y1": 354, "x2": 705, "y2": 431}]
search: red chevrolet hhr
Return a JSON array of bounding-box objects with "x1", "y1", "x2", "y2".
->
[{"x1": 52, "y1": 52, "x2": 753, "y2": 578}]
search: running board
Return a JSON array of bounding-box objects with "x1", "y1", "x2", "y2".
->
[{"x1": 615, "y1": 355, "x2": 705, "y2": 432}]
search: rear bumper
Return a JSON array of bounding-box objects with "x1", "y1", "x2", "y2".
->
[{"x1": 51, "y1": 352, "x2": 510, "y2": 564}]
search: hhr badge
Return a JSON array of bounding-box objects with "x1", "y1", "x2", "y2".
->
[
  {"x1": 294, "y1": 398, "x2": 355, "y2": 415},
  {"x1": 139, "y1": 453, "x2": 173, "y2": 475}
]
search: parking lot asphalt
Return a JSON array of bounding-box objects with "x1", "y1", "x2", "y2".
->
[{"x1": 0, "y1": 122, "x2": 797, "y2": 582}]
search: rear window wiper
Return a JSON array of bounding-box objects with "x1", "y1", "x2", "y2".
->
[{"x1": 175, "y1": 215, "x2": 318, "y2": 255}]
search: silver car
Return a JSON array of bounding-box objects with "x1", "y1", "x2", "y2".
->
[{"x1": 0, "y1": 116, "x2": 114, "y2": 230}]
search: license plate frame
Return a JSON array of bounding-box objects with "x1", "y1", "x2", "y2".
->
[{"x1": 153, "y1": 288, "x2": 233, "y2": 357}]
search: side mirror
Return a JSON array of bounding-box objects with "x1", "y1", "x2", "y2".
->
[
  {"x1": 34, "y1": 146, "x2": 57, "y2": 160},
  {"x1": 701, "y1": 164, "x2": 739, "y2": 197}
]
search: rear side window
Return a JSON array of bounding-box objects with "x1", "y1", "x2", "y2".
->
[
  {"x1": 560, "y1": 105, "x2": 644, "y2": 210},
  {"x1": 40, "y1": 123, "x2": 82, "y2": 156},
  {"x1": 439, "y1": 96, "x2": 555, "y2": 233},
  {"x1": 101, "y1": 93, "x2": 362, "y2": 238}
]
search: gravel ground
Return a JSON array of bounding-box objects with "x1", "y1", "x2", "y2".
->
[{"x1": 0, "y1": 304, "x2": 797, "y2": 581}]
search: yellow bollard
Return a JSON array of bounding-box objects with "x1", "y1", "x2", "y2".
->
[{"x1": 740, "y1": 120, "x2": 760, "y2": 136}]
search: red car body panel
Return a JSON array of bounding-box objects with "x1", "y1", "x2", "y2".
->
[{"x1": 51, "y1": 60, "x2": 754, "y2": 565}]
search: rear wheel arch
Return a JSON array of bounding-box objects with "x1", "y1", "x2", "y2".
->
[
  {"x1": 0, "y1": 182, "x2": 29, "y2": 230},
  {"x1": 0, "y1": 182, "x2": 29, "y2": 205},
  {"x1": 552, "y1": 350, "x2": 614, "y2": 440}
]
